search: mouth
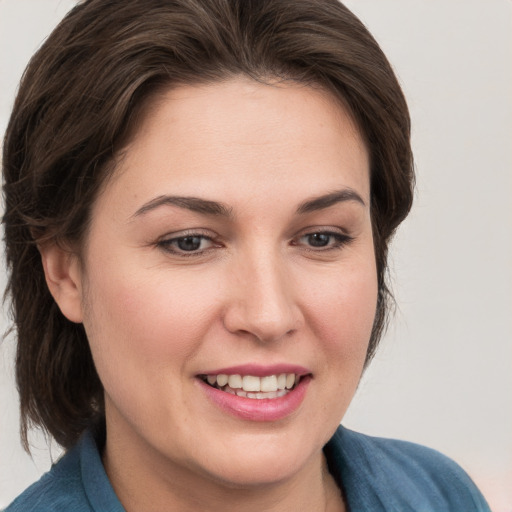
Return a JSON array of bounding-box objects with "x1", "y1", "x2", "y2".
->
[
  {"x1": 197, "y1": 368, "x2": 311, "y2": 421},
  {"x1": 199, "y1": 373, "x2": 304, "y2": 400}
]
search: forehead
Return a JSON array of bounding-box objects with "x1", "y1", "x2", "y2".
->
[{"x1": 97, "y1": 77, "x2": 370, "y2": 214}]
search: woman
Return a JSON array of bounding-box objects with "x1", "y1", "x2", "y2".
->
[{"x1": 2, "y1": 0, "x2": 491, "y2": 510}]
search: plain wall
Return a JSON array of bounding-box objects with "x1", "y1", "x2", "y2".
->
[{"x1": 1, "y1": 1, "x2": 511, "y2": 510}]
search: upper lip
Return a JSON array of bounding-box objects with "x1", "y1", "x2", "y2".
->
[{"x1": 198, "y1": 363, "x2": 311, "y2": 377}]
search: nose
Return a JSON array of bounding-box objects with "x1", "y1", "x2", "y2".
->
[{"x1": 222, "y1": 250, "x2": 302, "y2": 343}]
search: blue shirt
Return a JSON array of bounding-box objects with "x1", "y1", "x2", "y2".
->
[{"x1": 4, "y1": 426, "x2": 491, "y2": 511}]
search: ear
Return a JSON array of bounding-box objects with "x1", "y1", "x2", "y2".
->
[{"x1": 39, "y1": 243, "x2": 84, "y2": 323}]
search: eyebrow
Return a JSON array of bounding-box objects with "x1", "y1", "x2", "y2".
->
[
  {"x1": 133, "y1": 188, "x2": 365, "y2": 219},
  {"x1": 133, "y1": 195, "x2": 233, "y2": 218},
  {"x1": 296, "y1": 189, "x2": 366, "y2": 214}
]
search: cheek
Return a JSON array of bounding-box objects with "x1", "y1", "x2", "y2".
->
[
  {"x1": 299, "y1": 258, "x2": 378, "y2": 361},
  {"x1": 293, "y1": 256, "x2": 378, "y2": 436},
  {"x1": 81, "y1": 266, "x2": 222, "y2": 386}
]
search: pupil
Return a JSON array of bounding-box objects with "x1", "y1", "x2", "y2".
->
[
  {"x1": 177, "y1": 236, "x2": 202, "y2": 251},
  {"x1": 308, "y1": 233, "x2": 330, "y2": 247}
]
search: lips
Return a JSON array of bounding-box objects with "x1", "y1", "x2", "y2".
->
[{"x1": 197, "y1": 365, "x2": 311, "y2": 421}]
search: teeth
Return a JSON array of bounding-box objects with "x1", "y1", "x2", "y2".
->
[
  {"x1": 228, "y1": 374, "x2": 242, "y2": 389},
  {"x1": 204, "y1": 373, "x2": 300, "y2": 395},
  {"x1": 242, "y1": 375, "x2": 260, "y2": 392},
  {"x1": 277, "y1": 374, "x2": 287, "y2": 390},
  {"x1": 217, "y1": 374, "x2": 228, "y2": 387},
  {"x1": 247, "y1": 391, "x2": 273, "y2": 399},
  {"x1": 260, "y1": 375, "x2": 278, "y2": 392}
]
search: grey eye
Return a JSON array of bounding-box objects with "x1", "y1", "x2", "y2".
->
[
  {"x1": 306, "y1": 233, "x2": 331, "y2": 247},
  {"x1": 176, "y1": 236, "x2": 204, "y2": 251}
]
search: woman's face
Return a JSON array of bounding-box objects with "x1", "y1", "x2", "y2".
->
[{"x1": 75, "y1": 78, "x2": 377, "y2": 488}]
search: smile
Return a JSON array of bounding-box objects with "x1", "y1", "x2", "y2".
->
[{"x1": 201, "y1": 373, "x2": 300, "y2": 399}]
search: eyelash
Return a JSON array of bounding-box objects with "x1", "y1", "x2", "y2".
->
[
  {"x1": 294, "y1": 231, "x2": 354, "y2": 251},
  {"x1": 157, "y1": 231, "x2": 218, "y2": 257},
  {"x1": 157, "y1": 230, "x2": 353, "y2": 257}
]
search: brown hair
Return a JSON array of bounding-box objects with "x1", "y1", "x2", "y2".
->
[{"x1": 2, "y1": 0, "x2": 414, "y2": 450}]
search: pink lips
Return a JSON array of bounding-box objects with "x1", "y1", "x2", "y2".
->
[
  {"x1": 196, "y1": 364, "x2": 311, "y2": 422},
  {"x1": 204, "y1": 363, "x2": 310, "y2": 377}
]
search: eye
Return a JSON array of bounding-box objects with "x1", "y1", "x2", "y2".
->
[
  {"x1": 295, "y1": 230, "x2": 353, "y2": 250},
  {"x1": 158, "y1": 233, "x2": 217, "y2": 255},
  {"x1": 304, "y1": 233, "x2": 332, "y2": 247}
]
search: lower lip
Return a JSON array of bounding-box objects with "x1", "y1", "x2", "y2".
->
[{"x1": 198, "y1": 377, "x2": 310, "y2": 422}]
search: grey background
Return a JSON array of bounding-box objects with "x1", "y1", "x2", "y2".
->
[{"x1": 1, "y1": 1, "x2": 511, "y2": 510}]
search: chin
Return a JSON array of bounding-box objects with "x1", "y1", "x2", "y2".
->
[
  {"x1": 203, "y1": 454, "x2": 307, "y2": 488},
  {"x1": 186, "y1": 427, "x2": 325, "y2": 488}
]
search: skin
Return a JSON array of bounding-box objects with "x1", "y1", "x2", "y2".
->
[{"x1": 42, "y1": 77, "x2": 377, "y2": 512}]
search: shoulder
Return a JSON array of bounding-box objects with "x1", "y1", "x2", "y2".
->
[
  {"x1": 3, "y1": 431, "x2": 123, "y2": 512},
  {"x1": 325, "y1": 426, "x2": 491, "y2": 512},
  {"x1": 3, "y1": 443, "x2": 91, "y2": 512}
]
